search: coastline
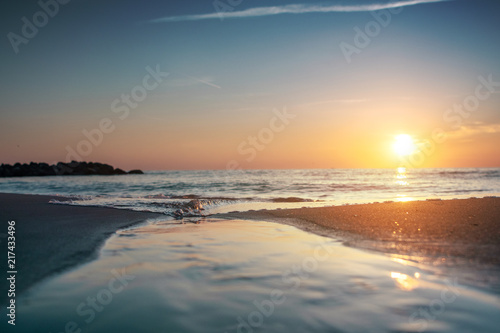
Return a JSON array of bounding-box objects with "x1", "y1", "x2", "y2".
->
[
  {"x1": 218, "y1": 198, "x2": 500, "y2": 270},
  {"x1": 0, "y1": 193, "x2": 164, "y2": 305}
]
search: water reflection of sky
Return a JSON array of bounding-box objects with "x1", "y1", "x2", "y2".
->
[{"x1": 13, "y1": 219, "x2": 500, "y2": 333}]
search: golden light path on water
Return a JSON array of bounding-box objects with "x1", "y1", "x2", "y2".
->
[{"x1": 394, "y1": 167, "x2": 417, "y2": 202}]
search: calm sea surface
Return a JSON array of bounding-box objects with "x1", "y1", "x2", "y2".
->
[{"x1": 0, "y1": 168, "x2": 499, "y2": 216}]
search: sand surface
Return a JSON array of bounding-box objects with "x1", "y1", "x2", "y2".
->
[
  {"x1": 1, "y1": 193, "x2": 499, "y2": 305},
  {"x1": 0, "y1": 193, "x2": 163, "y2": 305},
  {"x1": 220, "y1": 198, "x2": 500, "y2": 267}
]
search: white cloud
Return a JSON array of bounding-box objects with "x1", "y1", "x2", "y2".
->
[{"x1": 148, "y1": 0, "x2": 452, "y2": 23}]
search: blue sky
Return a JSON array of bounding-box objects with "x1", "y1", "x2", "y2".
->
[{"x1": 1, "y1": 0, "x2": 499, "y2": 169}]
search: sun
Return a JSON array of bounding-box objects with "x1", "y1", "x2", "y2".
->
[{"x1": 393, "y1": 134, "x2": 416, "y2": 157}]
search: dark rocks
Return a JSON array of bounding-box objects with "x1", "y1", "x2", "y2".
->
[
  {"x1": 4, "y1": 162, "x2": 56, "y2": 177},
  {"x1": 114, "y1": 168, "x2": 127, "y2": 175},
  {"x1": 0, "y1": 161, "x2": 144, "y2": 177},
  {"x1": 127, "y1": 169, "x2": 144, "y2": 175}
]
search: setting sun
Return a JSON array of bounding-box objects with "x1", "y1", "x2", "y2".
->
[{"x1": 393, "y1": 134, "x2": 416, "y2": 157}]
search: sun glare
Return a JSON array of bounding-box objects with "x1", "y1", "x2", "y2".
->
[{"x1": 393, "y1": 134, "x2": 416, "y2": 157}]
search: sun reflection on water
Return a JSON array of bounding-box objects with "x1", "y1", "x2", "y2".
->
[
  {"x1": 393, "y1": 167, "x2": 415, "y2": 202},
  {"x1": 395, "y1": 195, "x2": 415, "y2": 202},
  {"x1": 395, "y1": 167, "x2": 409, "y2": 186},
  {"x1": 390, "y1": 271, "x2": 420, "y2": 291}
]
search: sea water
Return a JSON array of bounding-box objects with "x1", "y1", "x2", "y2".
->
[{"x1": 0, "y1": 168, "x2": 499, "y2": 217}]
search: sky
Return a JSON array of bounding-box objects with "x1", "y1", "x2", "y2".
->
[{"x1": 1, "y1": 0, "x2": 499, "y2": 170}]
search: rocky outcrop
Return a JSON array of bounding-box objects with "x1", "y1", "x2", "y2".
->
[
  {"x1": 127, "y1": 169, "x2": 144, "y2": 175},
  {"x1": 0, "y1": 161, "x2": 144, "y2": 177}
]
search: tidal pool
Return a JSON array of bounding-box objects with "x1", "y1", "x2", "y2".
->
[{"x1": 12, "y1": 219, "x2": 500, "y2": 333}]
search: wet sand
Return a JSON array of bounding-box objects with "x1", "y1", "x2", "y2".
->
[
  {"x1": 220, "y1": 198, "x2": 500, "y2": 267},
  {"x1": 0, "y1": 193, "x2": 163, "y2": 305},
  {"x1": 1, "y1": 193, "x2": 499, "y2": 306}
]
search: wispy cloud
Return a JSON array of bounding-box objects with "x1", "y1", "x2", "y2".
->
[
  {"x1": 447, "y1": 122, "x2": 500, "y2": 139},
  {"x1": 184, "y1": 75, "x2": 222, "y2": 89},
  {"x1": 167, "y1": 74, "x2": 221, "y2": 89},
  {"x1": 333, "y1": 98, "x2": 369, "y2": 104},
  {"x1": 298, "y1": 98, "x2": 369, "y2": 108},
  {"x1": 148, "y1": 0, "x2": 451, "y2": 23}
]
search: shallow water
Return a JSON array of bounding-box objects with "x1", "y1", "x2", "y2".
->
[{"x1": 10, "y1": 219, "x2": 500, "y2": 333}]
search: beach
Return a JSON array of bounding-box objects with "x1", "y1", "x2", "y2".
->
[
  {"x1": 1, "y1": 193, "x2": 500, "y2": 332},
  {"x1": 0, "y1": 193, "x2": 163, "y2": 306},
  {"x1": 2, "y1": 193, "x2": 499, "y2": 300}
]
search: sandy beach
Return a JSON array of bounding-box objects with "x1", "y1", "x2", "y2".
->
[
  {"x1": 2, "y1": 193, "x2": 499, "y2": 306},
  {"x1": 0, "y1": 193, "x2": 163, "y2": 306},
  {"x1": 220, "y1": 197, "x2": 500, "y2": 268}
]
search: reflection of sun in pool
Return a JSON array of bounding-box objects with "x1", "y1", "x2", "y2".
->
[
  {"x1": 393, "y1": 134, "x2": 416, "y2": 157},
  {"x1": 390, "y1": 271, "x2": 419, "y2": 291}
]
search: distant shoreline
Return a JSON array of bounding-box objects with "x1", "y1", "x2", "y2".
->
[{"x1": 0, "y1": 161, "x2": 144, "y2": 177}]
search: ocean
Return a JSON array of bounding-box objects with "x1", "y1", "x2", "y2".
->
[{"x1": 1, "y1": 168, "x2": 499, "y2": 217}]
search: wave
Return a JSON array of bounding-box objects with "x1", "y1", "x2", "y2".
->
[
  {"x1": 49, "y1": 196, "x2": 243, "y2": 218},
  {"x1": 328, "y1": 184, "x2": 392, "y2": 191},
  {"x1": 271, "y1": 197, "x2": 315, "y2": 203},
  {"x1": 434, "y1": 169, "x2": 500, "y2": 177},
  {"x1": 48, "y1": 194, "x2": 326, "y2": 219}
]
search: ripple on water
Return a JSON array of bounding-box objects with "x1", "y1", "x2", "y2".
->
[{"x1": 12, "y1": 219, "x2": 500, "y2": 333}]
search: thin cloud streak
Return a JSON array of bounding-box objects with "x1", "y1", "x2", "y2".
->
[
  {"x1": 298, "y1": 99, "x2": 369, "y2": 108},
  {"x1": 185, "y1": 75, "x2": 222, "y2": 89},
  {"x1": 447, "y1": 123, "x2": 500, "y2": 139},
  {"x1": 148, "y1": 0, "x2": 452, "y2": 23},
  {"x1": 166, "y1": 74, "x2": 222, "y2": 89}
]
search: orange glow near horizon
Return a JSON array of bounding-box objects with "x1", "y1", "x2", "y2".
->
[{"x1": 2, "y1": 101, "x2": 500, "y2": 170}]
